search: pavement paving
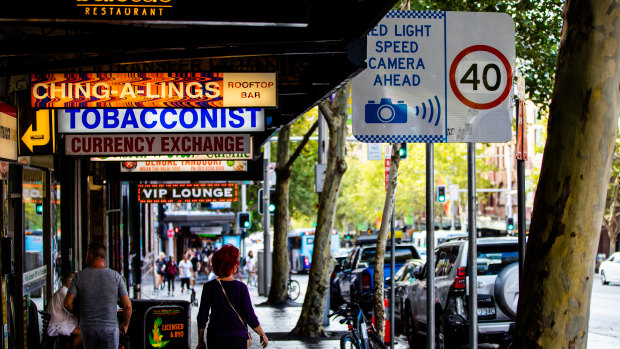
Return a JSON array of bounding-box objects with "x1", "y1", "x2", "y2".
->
[{"x1": 135, "y1": 273, "x2": 406, "y2": 349}]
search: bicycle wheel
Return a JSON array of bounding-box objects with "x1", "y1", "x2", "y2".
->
[
  {"x1": 340, "y1": 333, "x2": 361, "y2": 349},
  {"x1": 367, "y1": 331, "x2": 387, "y2": 349},
  {"x1": 287, "y1": 279, "x2": 301, "y2": 301}
]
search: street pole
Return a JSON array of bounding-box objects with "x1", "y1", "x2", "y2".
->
[
  {"x1": 390, "y1": 200, "x2": 395, "y2": 349},
  {"x1": 467, "y1": 142, "x2": 478, "y2": 349},
  {"x1": 241, "y1": 183, "x2": 247, "y2": 257},
  {"x1": 425, "y1": 143, "x2": 435, "y2": 349},
  {"x1": 262, "y1": 142, "x2": 271, "y2": 295}
]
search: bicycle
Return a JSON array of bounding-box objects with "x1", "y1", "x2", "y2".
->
[
  {"x1": 330, "y1": 288, "x2": 386, "y2": 349},
  {"x1": 287, "y1": 273, "x2": 301, "y2": 301}
]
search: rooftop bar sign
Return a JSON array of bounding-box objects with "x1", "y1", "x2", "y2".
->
[
  {"x1": 31, "y1": 72, "x2": 277, "y2": 108},
  {"x1": 138, "y1": 183, "x2": 238, "y2": 203}
]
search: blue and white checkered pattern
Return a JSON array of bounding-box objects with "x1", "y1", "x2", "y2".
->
[
  {"x1": 386, "y1": 10, "x2": 445, "y2": 19},
  {"x1": 354, "y1": 134, "x2": 445, "y2": 143}
]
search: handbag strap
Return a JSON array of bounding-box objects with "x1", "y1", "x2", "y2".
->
[{"x1": 216, "y1": 278, "x2": 251, "y2": 340}]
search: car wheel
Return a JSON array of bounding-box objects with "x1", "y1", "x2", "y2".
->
[
  {"x1": 436, "y1": 314, "x2": 457, "y2": 349},
  {"x1": 601, "y1": 271, "x2": 609, "y2": 285},
  {"x1": 404, "y1": 306, "x2": 419, "y2": 349},
  {"x1": 494, "y1": 262, "x2": 519, "y2": 319}
]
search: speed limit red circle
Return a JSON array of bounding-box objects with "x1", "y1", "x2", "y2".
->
[{"x1": 449, "y1": 45, "x2": 513, "y2": 110}]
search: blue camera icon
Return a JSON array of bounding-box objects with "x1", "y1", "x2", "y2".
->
[{"x1": 365, "y1": 98, "x2": 407, "y2": 124}]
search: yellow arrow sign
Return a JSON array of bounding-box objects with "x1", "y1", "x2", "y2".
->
[{"x1": 21, "y1": 110, "x2": 50, "y2": 152}]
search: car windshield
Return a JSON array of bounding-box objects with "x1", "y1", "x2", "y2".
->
[
  {"x1": 359, "y1": 247, "x2": 420, "y2": 264},
  {"x1": 477, "y1": 244, "x2": 519, "y2": 276}
]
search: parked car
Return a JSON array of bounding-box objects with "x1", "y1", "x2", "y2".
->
[
  {"x1": 600, "y1": 252, "x2": 620, "y2": 285},
  {"x1": 331, "y1": 240, "x2": 421, "y2": 313},
  {"x1": 402, "y1": 236, "x2": 520, "y2": 348},
  {"x1": 384, "y1": 259, "x2": 424, "y2": 335}
]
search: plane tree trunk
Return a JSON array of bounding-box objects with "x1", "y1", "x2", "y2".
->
[
  {"x1": 291, "y1": 83, "x2": 350, "y2": 337},
  {"x1": 373, "y1": 142, "x2": 401, "y2": 339},
  {"x1": 514, "y1": 1, "x2": 620, "y2": 347},
  {"x1": 269, "y1": 121, "x2": 320, "y2": 304}
]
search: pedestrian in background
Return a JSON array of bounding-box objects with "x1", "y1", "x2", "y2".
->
[
  {"x1": 196, "y1": 244, "x2": 268, "y2": 349},
  {"x1": 155, "y1": 252, "x2": 167, "y2": 291},
  {"x1": 165, "y1": 255, "x2": 178, "y2": 296},
  {"x1": 64, "y1": 242, "x2": 132, "y2": 349},
  {"x1": 47, "y1": 271, "x2": 81, "y2": 349},
  {"x1": 178, "y1": 253, "x2": 192, "y2": 294}
]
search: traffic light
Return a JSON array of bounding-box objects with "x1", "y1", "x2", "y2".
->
[
  {"x1": 268, "y1": 189, "x2": 276, "y2": 214},
  {"x1": 35, "y1": 203, "x2": 43, "y2": 215},
  {"x1": 238, "y1": 212, "x2": 251, "y2": 229},
  {"x1": 436, "y1": 185, "x2": 446, "y2": 202},
  {"x1": 257, "y1": 188, "x2": 276, "y2": 215},
  {"x1": 398, "y1": 142, "x2": 407, "y2": 159},
  {"x1": 506, "y1": 217, "x2": 515, "y2": 231},
  {"x1": 174, "y1": 226, "x2": 179, "y2": 234}
]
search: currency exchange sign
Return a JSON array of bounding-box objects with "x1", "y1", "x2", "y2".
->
[{"x1": 353, "y1": 11, "x2": 515, "y2": 143}]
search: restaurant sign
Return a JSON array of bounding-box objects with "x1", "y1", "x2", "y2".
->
[
  {"x1": 65, "y1": 134, "x2": 251, "y2": 156},
  {"x1": 91, "y1": 153, "x2": 252, "y2": 161},
  {"x1": 138, "y1": 183, "x2": 238, "y2": 203},
  {"x1": 31, "y1": 72, "x2": 277, "y2": 108},
  {"x1": 121, "y1": 160, "x2": 247, "y2": 172}
]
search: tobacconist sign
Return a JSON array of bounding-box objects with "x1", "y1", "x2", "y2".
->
[
  {"x1": 57, "y1": 108, "x2": 265, "y2": 133},
  {"x1": 138, "y1": 183, "x2": 238, "y2": 203},
  {"x1": 65, "y1": 133, "x2": 251, "y2": 156},
  {"x1": 144, "y1": 305, "x2": 188, "y2": 349},
  {"x1": 31, "y1": 72, "x2": 277, "y2": 108}
]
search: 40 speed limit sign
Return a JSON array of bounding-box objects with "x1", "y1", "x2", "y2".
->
[{"x1": 352, "y1": 11, "x2": 515, "y2": 143}]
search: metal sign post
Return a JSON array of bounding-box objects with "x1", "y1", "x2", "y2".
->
[
  {"x1": 262, "y1": 142, "x2": 271, "y2": 296},
  {"x1": 425, "y1": 143, "x2": 435, "y2": 349},
  {"x1": 467, "y1": 143, "x2": 478, "y2": 349},
  {"x1": 390, "y1": 200, "x2": 395, "y2": 349}
]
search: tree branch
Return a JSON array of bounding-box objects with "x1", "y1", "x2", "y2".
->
[
  {"x1": 284, "y1": 120, "x2": 319, "y2": 173},
  {"x1": 318, "y1": 100, "x2": 335, "y2": 130}
]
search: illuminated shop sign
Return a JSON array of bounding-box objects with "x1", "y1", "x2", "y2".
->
[
  {"x1": 144, "y1": 305, "x2": 188, "y2": 349},
  {"x1": 0, "y1": 102, "x2": 17, "y2": 161},
  {"x1": 65, "y1": 134, "x2": 251, "y2": 156},
  {"x1": 57, "y1": 108, "x2": 264, "y2": 133},
  {"x1": 31, "y1": 72, "x2": 277, "y2": 108},
  {"x1": 91, "y1": 153, "x2": 252, "y2": 161},
  {"x1": 138, "y1": 183, "x2": 238, "y2": 203},
  {"x1": 121, "y1": 160, "x2": 247, "y2": 173},
  {"x1": 75, "y1": 0, "x2": 175, "y2": 19}
]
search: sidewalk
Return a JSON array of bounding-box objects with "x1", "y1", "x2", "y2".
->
[{"x1": 136, "y1": 274, "x2": 403, "y2": 348}]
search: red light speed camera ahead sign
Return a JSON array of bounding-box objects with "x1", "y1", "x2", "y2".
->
[{"x1": 353, "y1": 11, "x2": 515, "y2": 144}]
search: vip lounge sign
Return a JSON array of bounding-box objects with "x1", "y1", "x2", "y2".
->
[
  {"x1": 138, "y1": 183, "x2": 238, "y2": 203},
  {"x1": 31, "y1": 72, "x2": 276, "y2": 108}
]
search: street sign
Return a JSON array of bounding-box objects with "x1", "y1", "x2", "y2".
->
[
  {"x1": 367, "y1": 143, "x2": 382, "y2": 160},
  {"x1": 267, "y1": 161, "x2": 276, "y2": 184},
  {"x1": 18, "y1": 109, "x2": 56, "y2": 156},
  {"x1": 167, "y1": 229, "x2": 174, "y2": 238},
  {"x1": 353, "y1": 11, "x2": 515, "y2": 143}
]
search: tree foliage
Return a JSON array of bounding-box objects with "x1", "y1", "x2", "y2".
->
[{"x1": 411, "y1": 0, "x2": 563, "y2": 108}]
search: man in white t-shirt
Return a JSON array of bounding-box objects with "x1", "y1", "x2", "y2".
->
[
  {"x1": 245, "y1": 250, "x2": 256, "y2": 286},
  {"x1": 178, "y1": 253, "x2": 193, "y2": 294},
  {"x1": 47, "y1": 271, "x2": 82, "y2": 349}
]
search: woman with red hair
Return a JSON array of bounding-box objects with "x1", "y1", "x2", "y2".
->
[{"x1": 196, "y1": 244, "x2": 268, "y2": 349}]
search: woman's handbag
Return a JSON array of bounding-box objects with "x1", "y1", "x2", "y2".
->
[{"x1": 216, "y1": 278, "x2": 252, "y2": 347}]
